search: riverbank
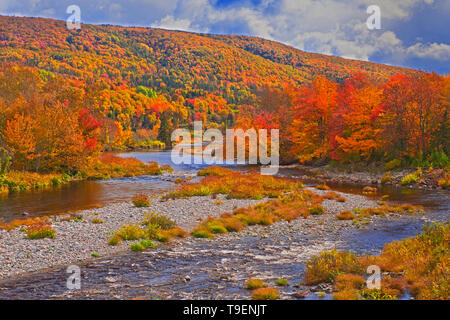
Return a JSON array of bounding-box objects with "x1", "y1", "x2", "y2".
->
[
  {"x1": 0, "y1": 153, "x2": 172, "y2": 196},
  {"x1": 0, "y1": 187, "x2": 432, "y2": 299},
  {"x1": 280, "y1": 163, "x2": 449, "y2": 191},
  {"x1": 0, "y1": 195, "x2": 264, "y2": 280},
  {"x1": 0, "y1": 185, "x2": 421, "y2": 282}
]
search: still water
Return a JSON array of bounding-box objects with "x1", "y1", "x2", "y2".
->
[
  {"x1": 1, "y1": 151, "x2": 448, "y2": 225},
  {"x1": 0, "y1": 151, "x2": 195, "y2": 222}
]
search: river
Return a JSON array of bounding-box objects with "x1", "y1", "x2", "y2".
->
[{"x1": 0, "y1": 151, "x2": 448, "y2": 299}]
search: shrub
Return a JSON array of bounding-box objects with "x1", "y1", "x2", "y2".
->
[
  {"x1": 26, "y1": 222, "x2": 56, "y2": 239},
  {"x1": 132, "y1": 193, "x2": 151, "y2": 207},
  {"x1": 221, "y1": 217, "x2": 245, "y2": 232},
  {"x1": 142, "y1": 211, "x2": 176, "y2": 230},
  {"x1": 400, "y1": 173, "x2": 419, "y2": 185},
  {"x1": 251, "y1": 288, "x2": 280, "y2": 300},
  {"x1": 329, "y1": 222, "x2": 449, "y2": 300},
  {"x1": 360, "y1": 289, "x2": 397, "y2": 300},
  {"x1": 146, "y1": 223, "x2": 161, "y2": 240},
  {"x1": 437, "y1": 173, "x2": 449, "y2": 188},
  {"x1": 304, "y1": 250, "x2": 364, "y2": 285},
  {"x1": 108, "y1": 234, "x2": 122, "y2": 246},
  {"x1": 245, "y1": 279, "x2": 267, "y2": 290},
  {"x1": 91, "y1": 252, "x2": 100, "y2": 258},
  {"x1": 333, "y1": 289, "x2": 359, "y2": 300},
  {"x1": 115, "y1": 224, "x2": 146, "y2": 240},
  {"x1": 335, "y1": 274, "x2": 366, "y2": 291},
  {"x1": 197, "y1": 166, "x2": 233, "y2": 177},
  {"x1": 385, "y1": 159, "x2": 401, "y2": 170}
]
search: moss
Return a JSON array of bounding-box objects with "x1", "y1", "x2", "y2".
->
[
  {"x1": 130, "y1": 240, "x2": 156, "y2": 251},
  {"x1": 275, "y1": 278, "x2": 289, "y2": 286}
]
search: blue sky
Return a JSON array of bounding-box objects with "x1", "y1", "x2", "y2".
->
[{"x1": 1, "y1": 0, "x2": 449, "y2": 74}]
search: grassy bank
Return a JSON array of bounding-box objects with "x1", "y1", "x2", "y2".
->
[
  {"x1": 304, "y1": 222, "x2": 449, "y2": 300},
  {"x1": 0, "y1": 153, "x2": 172, "y2": 196}
]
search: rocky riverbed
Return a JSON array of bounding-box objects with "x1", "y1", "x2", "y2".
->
[
  {"x1": 0, "y1": 187, "x2": 431, "y2": 299},
  {"x1": 0, "y1": 195, "x2": 263, "y2": 280},
  {"x1": 279, "y1": 164, "x2": 447, "y2": 190}
]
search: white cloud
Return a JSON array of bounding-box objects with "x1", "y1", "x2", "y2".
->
[
  {"x1": 406, "y1": 42, "x2": 450, "y2": 60},
  {"x1": 0, "y1": 0, "x2": 448, "y2": 66},
  {"x1": 152, "y1": 15, "x2": 206, "y2": 33}
]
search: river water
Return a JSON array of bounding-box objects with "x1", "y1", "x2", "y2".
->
[
  {"x1": 0, "y1": 151, "x2": 448, "y2": 299},
  {"x1": 0, "y1": 151, "x2": 207, "y2": 222}
]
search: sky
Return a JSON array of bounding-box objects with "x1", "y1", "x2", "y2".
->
[{"x1": 1, "y1": 0, "x2": 449, "y2": 74}]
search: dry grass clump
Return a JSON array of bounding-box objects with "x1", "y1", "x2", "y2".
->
[
  {"x1": 132, "y1": 193, "x2": 151, "y2": 207},
  {"x1": 142, "y1": 211, "x2": 176, "y2": 230},
  {"x1": 109, "y1": 212, "x2": 186, "y2": 248},
  {"x1": 0, "y1": 216, "x2": 48, "y2": 231},
  {"x1": 245, "y1": 278, "x2": 268, "y2": 290},
  {"x1": 304, "y1": 249, "x2": 364, "y2": 285},
  {"x1": 323, "y1": 192, "x2": 346, "y2": 202},
  {"x1": 353, "y1": 203, "x2": 425, "y2": 223},
  {"x1": 25, "y1": 221, "x2": 56, "y2": 239},
  {"x1": 308, "y1": 204, "x2": 325, "y2": 215},
  {"x1": 0, "y1": 170, "x2": 71, "y2": 194},
  {"x1": 191, "y1": 190, "x2": 316, "y2": 239},
  {"x1": 91, "y1": 217, "x2": 105, "y2": 224},
  {"x1": 336, "y1": 210, "x2": 356, "y2": 220},
  {"x1": 315, "y1": 184, "x2": 330, "y2": 190},
  {"x1": 166, "y1": 166, "x2": 302, "y2": 200},
  {"x1": 275, "y1": 278, "x2": 289, "y2": 286},
  {"x1": 155, "y1": 227, "x2": 188, "y2": 243},
  {"x1": 251, "y1": 288, "x2": 280, "y2": 300},
  {"x1": 83, "y1": 153, "x2": 172, "y2": 180}
]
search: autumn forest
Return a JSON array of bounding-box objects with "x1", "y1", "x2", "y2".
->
[{"x1": 0, "y1": 15, "x2": 448, "y2": 177}]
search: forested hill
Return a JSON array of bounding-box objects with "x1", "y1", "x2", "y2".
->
[
  {"x1": 0, "y1": 15, "x2": 414, "y2": 100},
  {"x1": 3, "y1": 15, "x2": 446, "y2": 173}
]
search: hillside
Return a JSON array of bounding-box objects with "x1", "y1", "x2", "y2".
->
[
  {"x1": 0, "y1": 15, "x2": 414, "y2": 100},
  {"x1": 0, "y1": 15, "x2": 447, "y2": 174}
]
